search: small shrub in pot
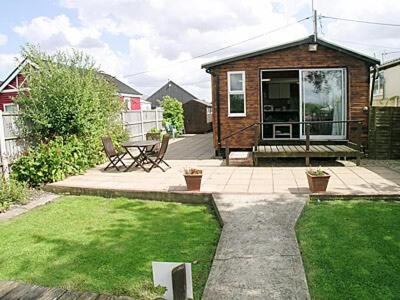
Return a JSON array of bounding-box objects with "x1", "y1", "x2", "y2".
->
[
  {"x1": 183, "y1": 168, "x2": 203, "y2": 191},
  {"x1": 306, "y1": 166, "x2": 330, "y2": 193}
]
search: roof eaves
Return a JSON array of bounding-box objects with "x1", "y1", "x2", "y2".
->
[
  {"x1": 378, "y1": 57, "x2": 400, "y2": 70},
  {"x1": 0, "y1": 58, "x2": 29, "y2": 92}
]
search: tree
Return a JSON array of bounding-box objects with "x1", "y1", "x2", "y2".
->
[
  {"x1": 15, "y1": 44, "x2": 125, "y2": 144},
  {"x1": 160, "y1": 96, "x2": 184, "y2": 134},
  {"x1": 12, "y1": 45, "x2": 127, "y2": 186}
]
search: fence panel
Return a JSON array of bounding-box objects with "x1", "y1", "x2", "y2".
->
[
  {"x1": 368, "y1": 107, "x2": 400, "y2": 159},
  {"x1": 122, "y1": 109, "x2": 163, "y2": 141},
  {"x1": 0, "y1": 109, "x2": 164, "y2": 174}
]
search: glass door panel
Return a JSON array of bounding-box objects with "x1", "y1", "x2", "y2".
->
[{"x1": 300, "y1": 69, "x2": 346, "y2": 139}]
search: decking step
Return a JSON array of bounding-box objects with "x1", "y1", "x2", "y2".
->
[{"x1": 228, "y1": 151, "x2": 253, "y2": 166}]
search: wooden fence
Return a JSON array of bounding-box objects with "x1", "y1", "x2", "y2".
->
[
  {"x1": 122, "y1": 108, "x2": 163, "y2": 141},
  {"x1": 368, "y1": 107, "x2": 400, "y2": 159},
  {"x1": 0, "y1": 109, "x2": 163, "y2": 175}
]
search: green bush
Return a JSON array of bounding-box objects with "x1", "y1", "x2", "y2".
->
[
  {"x1": 0, "y1": 179, "x2": 30, "y2": 213},
  {"x1": 11, "y1": 45, "x2": 127, "y2": 187},
  {"x1": 160, "y1": 96, "x2": 184, "y2": 134},
  {"x1": 12, "y1": 135, "x2": 107, "y2": 187},
  {"x1": 16, "y1": 45, "x2": 124, "y2": 144}
]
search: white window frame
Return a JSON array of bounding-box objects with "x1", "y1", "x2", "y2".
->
[
  {"x1": 123, "y1": 97, "x2": 131, "y2": 110},
  {"x1": 373, "y1": 71, "x2": 384, "y2": 96},
  {"x1": 3, "y1": 103, "x2": 19, "y2": 113},
  {"x1": 227, "y1": 71, "x2": 246, "y2": 117}
]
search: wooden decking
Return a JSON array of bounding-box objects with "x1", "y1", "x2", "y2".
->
[
  {"x1": 253, "y1": 144, "x2": 361, "y2": 165},
  {"x1": 0, "y1": 281, "x2": 133, "y2": 300}
]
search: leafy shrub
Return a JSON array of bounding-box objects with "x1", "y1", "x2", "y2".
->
[
  {"x1": 0, "y1": 179, "x2": 30, "y2": 213},
  {"x1": 160, "y1": 96, "x2": 184, "y2": 134},
  {"x1": 11, "y1": 45, "x2": 127, "y2": 186},
  {"x1": 12, "y1": 135, "x2": 108, "y2": 187},
  {"x1": 16, "y1": 45, "x2": 124, "y2": 144}
]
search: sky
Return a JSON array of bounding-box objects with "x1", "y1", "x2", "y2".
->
[{"x1": 1, "y1": 0, "x2": 400, "y2": 100}]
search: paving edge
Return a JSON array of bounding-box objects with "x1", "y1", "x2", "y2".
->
[
  {"x1": 43, "y1": 184, "x2": 224, "y2": 227},
  {"x1": 310, "y1": 193, "x2": 400, "y2": 200}
]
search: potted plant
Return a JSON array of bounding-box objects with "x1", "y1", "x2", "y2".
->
[
  {"x1": 183, "y1": 168, "x2": 203, "y2": 191},
  {"x1": 306, "y1": 166, "x2": 331, "y2": 193},
  {"x1": 146, "y1": 127, "x2": 162, "y2": 141}
]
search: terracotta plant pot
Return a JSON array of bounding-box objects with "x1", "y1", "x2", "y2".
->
[
  {"x1": 306, "y1": 171, "x2": 331, "y2": 193},
  {"x1": 184, "y1": 174, "x2": 202, "y2": 191}
]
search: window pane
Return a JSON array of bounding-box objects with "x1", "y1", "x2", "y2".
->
[
  {"x1": 229, "y1": 73, "x2": 244, "y2": 91},
  {"x1": 230, "y1": 94, "x2": 245, "y2": 114},
  {"x1": 4, "y1": 104, "x2": 18, "y2": 113},
  {"x1": 301, "y1": 69, "x2": 345, "y2": 136}
]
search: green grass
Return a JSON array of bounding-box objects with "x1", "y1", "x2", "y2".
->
[
  {"x1": 0, "y1": 196, "x2": 221, "y2": 299},
  {"x1": 296, "y1": 199, "x2": 400, "y2": 300}
]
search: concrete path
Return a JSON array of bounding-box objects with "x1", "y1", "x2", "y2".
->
[
  {"x1": 203, "y1": 194, "x2": 309, "y2": 300},
  {"x1": 0, "y1": 192, "x2": 59, "y2": 222}
]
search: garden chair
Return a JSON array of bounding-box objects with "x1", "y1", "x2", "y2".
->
[
  {"x1": 101, "y1": 136, "x2": 127, "y2": 171},
  {"x1": 143, "y1": 134, "x2": 171, "y2": 172},
  {"x1": 164, "y1": 123, "x2": 177, "y2": 138}
]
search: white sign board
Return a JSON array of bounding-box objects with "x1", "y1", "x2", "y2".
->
[{"x1": 152, "y1": 262, "x2": 193, "y2": 300}]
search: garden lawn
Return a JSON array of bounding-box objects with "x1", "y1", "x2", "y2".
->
[
  {"x1": 0, "y1": 196, "x2": 221, "y2": 299},
  {"x1": 296, "y1": 199, "x2": 400, "y2": 300}
]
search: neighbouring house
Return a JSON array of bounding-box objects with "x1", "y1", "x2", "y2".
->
[
  {"x1": 183, "y1": 99, "x2": 212, "y2": 133},
  {"x1": 99, "y1": 73, "x2": 150, "y2": 110},
  {"x1": 371, "y1": 58, "x2": 400, "y2": 106},
  {"x1": 0, "y1": 59, "x2": 30, "y2": 113},
  {"x1": 0, "y1": 59, "x2": 147, "y2": 112},
  {"x1": 202, "y1": 35, "x2": 379, "y2": 162},
  {"x1": 147, "y1": 80, "x2": 212, "y2": 133}
]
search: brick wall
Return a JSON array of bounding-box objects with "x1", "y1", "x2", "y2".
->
[{"x1": 208, "y1": 44, "x2": 371, "y2": 150}]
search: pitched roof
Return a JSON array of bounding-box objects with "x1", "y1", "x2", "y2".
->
[
  {"x1": 146, "y1": 80, "x2": 199, "y2": 107},
  {"x1": 185, "y1": 99, "x2": 212, "y2": 107},
  {"x1": 0, "y1": 59, "x2": 142, "y2": 96},
  {"x1": 99, "y1": 73, "x2": 142, "y2": 96},
  {"x1": 378, "y1": 57, "x2": 400, "y2": 71},
  {"x1": 0, "y1": 58, "x2": 30, "y2": 92},
  {"x1": 202, "y1": 35, "x2": 380, "y2": 69}
]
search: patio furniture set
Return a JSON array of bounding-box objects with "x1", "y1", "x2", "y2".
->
[{"x1": 101, "y1": 134, "x2": 171, "y2": 173}]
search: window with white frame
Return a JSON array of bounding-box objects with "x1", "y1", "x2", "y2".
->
[
  {"x1": 3, "y1": 103, "x2": 18, "y2": 113},
  {"x1": 373, "y1": 71, "x2": 384, "y2": 96},
  {"x1": 123, "y1": 97, "x2": 131, "y2": 110},
  {"x1": 228, "y1": 71, "x2": 246, "y2": 116}
]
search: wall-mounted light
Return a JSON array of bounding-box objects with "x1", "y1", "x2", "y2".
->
[
  {"x1": 308, "y1": 44, "x2": 318, "y2": 52},
  {"x1": 363, "y1": 106, "x2": 369, "y2": 112}
]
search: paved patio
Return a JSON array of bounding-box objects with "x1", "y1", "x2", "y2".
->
[{"x1": 48, "y1": 133, "x2": 400, "y2": 195}]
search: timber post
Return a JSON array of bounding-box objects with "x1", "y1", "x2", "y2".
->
[
  {"x1": 305, "y1": 123, "x2": 311, "y2": 166},
  {"x1": 356, "y1": 121, "x2": 362, "y2": 166},
  {"x1": 225, "y1": 139, "x2": 230, "y2": 166}
]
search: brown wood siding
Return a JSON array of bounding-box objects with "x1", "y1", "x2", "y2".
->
[
  {"x1": 209, "y1": 44, "x2": 371, "y2": 149},
  {"x1": 183, "y1": 101, "x2": 212, "y2": 133}
]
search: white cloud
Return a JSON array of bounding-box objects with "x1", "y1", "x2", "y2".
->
[
  {"x1": 0, "y1": 34, "x2": 7, "y2": 46},
  {"x1": 59, "y1": 0, "x2": 311, "y2": 98},
  {"x1": 14, "y1": 15, "x2": 102, "y2": 51},
  {"x1": 7, "y1": 0, "x2": 400, "y2": 99}
]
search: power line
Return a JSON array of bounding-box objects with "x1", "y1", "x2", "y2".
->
[
  {"x1": 328, "y1": 38, "x2": 400, "y2": 51},
  {"x1": 124, "y1": 16, "x2": 311, "y2": 78},
  {"x1": 321, "y1": 15, "x2": 400, "y2": 27}
]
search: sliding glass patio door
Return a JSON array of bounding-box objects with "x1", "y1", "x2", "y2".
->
[{"x1": 300, "y1": 68, "x2": 346, "y2": 139}]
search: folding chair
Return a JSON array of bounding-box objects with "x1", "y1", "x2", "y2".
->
[
  {"x1": 143, "y1": 134, "x2": 171, "y2": 172},
  {"x1": 101, "y1": 136, "x2": 127, "y2": 171}
]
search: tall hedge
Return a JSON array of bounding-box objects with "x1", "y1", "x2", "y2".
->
[
  {"x1": 161, "y1": 96, "x2": 184, "y2": 134},
  {"x1": 12, "y1": 45, "x2": 127, "y2": 186}
]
